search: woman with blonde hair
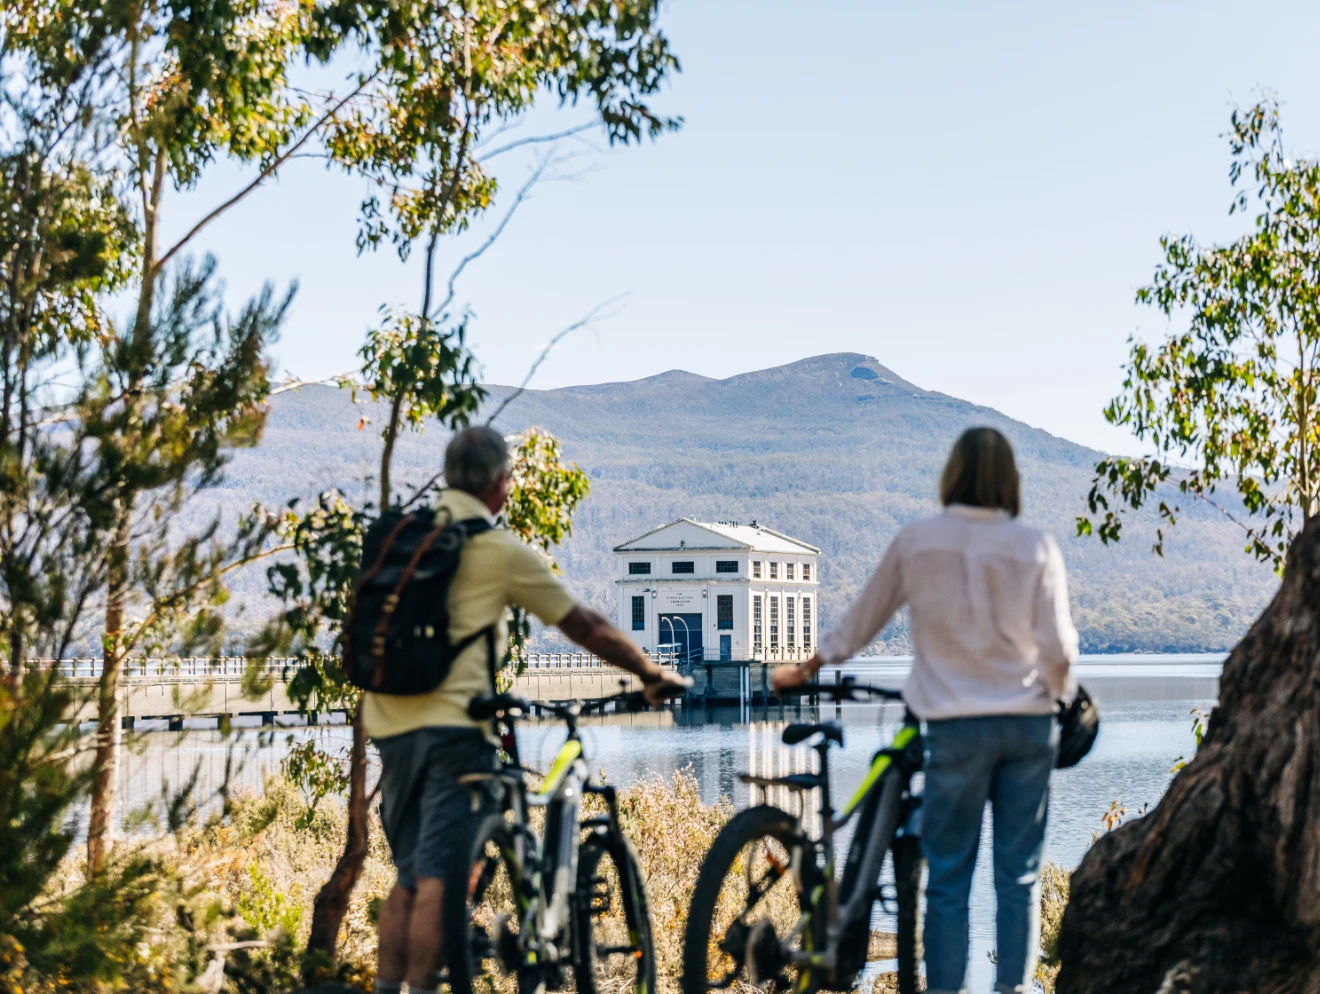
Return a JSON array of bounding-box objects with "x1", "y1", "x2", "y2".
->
[{"x1": 774, "y1": 426, "x2": 1078, "y2": 994}]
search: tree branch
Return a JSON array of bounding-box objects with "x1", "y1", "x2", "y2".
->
[
  {"x1": 402, "y1": 293, "x2": 625, "y2": 510},
  {"x1": 431, "y1": 152, "x2": 554, "y2": 321},
  {"x1": 484, "y1": 294, "x2": 627, "y2": 427},
  {"x1": 475, "y1": 122, "x2": 598, "y2": 163},
  {"x1": 157, "y1": 72, "x2": 381, "y2": 271}
]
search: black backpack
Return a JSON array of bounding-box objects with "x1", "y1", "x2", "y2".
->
[{"x1": 343, "y1": 507, "x2": 495, "y2": 695}]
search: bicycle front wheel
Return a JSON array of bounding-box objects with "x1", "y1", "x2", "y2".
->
[
  {"x1": 572, "y1": 831, "x2": 655, "y2": 994},
  {"x1": 445, "y1": 813, "x2": 536, "y2": 994},
  {"x1": 681, "y1": 805, "x2": 816, "y2": 994}
]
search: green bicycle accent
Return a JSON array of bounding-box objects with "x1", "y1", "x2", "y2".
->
[
  {"x1": 840, "y1": 724, "x2": 917, "y2": 817},
  {"x1": 681, "y1": 679, "x2": 925, "y2": 994},
  {"x1": 539, "y1": 738, "x2": 583, "y2": 795},
  {"x1": 447, "y1": 691, "x2": 658, "y2": 994}
]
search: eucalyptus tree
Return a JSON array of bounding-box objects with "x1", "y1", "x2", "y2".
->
[
  {"x1": 1059, "y1": 99, "x2": 1320, "y2": 992},
  {"x1": 271, "y1": 1, "x2": 680, "y2": 961},
  {"x1": 1079, "y1": 99, "x2": 1320, "y2": 569},
  {"x1": 2, "y1": 0, "x2": 398, "y2": 872}
]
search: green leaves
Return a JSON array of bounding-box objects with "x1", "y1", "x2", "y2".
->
[
  {"x1": 1080, "y1": 98, "x2": 1320, "y2": 571},
  {"x1": 357, "y1": 309, "x2": 487, "y2": 442},
  {"x1": 503, "y1": 428, "x2": 590, "y2": 559}
]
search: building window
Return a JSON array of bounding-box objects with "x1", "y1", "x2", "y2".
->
[
  {"x1": 769, "y1": 597, "x2": 780, "y2": 651},
  {"x1": 631, "y1": 596, "x2": 645, "y2": 631},
  {"x1": 786, "y1": 597, "x2": 796, "y2": 650},
  {"x1": 717, "y1": 595, "x2": 733, "y2": 630},
  {"x1": 752, "y1": 561, "x2": 762, "y2": 579},
  {"x1": 753, "y1": 596, "x2": 763, "y2": 653},
  {"x1": 802, "y1": 563, "x2": 812, "y2": 581},
  {"x1": 671, "y1": 561, "x2": 695, "y2": 574},
  {"x1": 715, "y1": 560, "x2": 739, "y2": 574},
  {"x1": 769, "y1": 561, "x2": 779, "y2": 580},
  {"x1": 628, "y1": 562, "x2": 651, "y2": 575},
  {"x1": 802, "y1": 596, "x2": 812, "y2": 649},
  {"x1": 786, "y1": 563, "x2": 795, "y2": 580}
]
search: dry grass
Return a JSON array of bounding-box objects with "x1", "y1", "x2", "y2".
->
[
  {"x1": 182, "y1": 775, "x2": 396, "y2": 967},
  {"x1": 107, "y1": 772, "x2": 1071, "y2": 994},
  {"x1": 1035, "y1": 858, "x2": 1070, "y2": 992}
]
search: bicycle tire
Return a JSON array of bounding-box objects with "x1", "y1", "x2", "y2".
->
[
  {"x1": 893, "y1": 834, "x2": 923, "y2": 994},
  {"x1": 681, "y1": 805, "x2": 816, "y2": 994},
  {"x1": 573, "y1": 831, "x2": 656, "y2": 994},
  {"x1": 445, "y1": 813, "x2": 540, "y2": 994}
]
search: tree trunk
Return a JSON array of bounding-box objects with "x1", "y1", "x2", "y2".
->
[
  {"x1": 305, "y1": 708, "x2": 370, "y2": 967},
  {"x1": 86, "y1": 509, "x2": 131, "y2": 875},
  {"x1": 1056, "y1": 514, "x2": 1320, "y2": 994}
]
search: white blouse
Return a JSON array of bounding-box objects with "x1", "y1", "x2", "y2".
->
[{"x1": 817, "y1": 504, "x2": 1079, "y2": 720}]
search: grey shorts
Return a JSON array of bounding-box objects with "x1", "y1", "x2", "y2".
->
[{"x1": 374, "y1": 726, "x2": 499, "y2": 890}]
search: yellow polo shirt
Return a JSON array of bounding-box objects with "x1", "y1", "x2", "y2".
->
[{"x1": 361, "y1": 489, "x2": 578, "y2": 739}]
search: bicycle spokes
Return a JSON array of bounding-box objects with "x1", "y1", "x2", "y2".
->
[{"x1": 708, "y1": 835, "x2": 797, "y2": 989}]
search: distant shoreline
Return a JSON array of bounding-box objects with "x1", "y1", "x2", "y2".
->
[{"x1": 847, "y1": 652, "x2": 1227, "y2": 665}]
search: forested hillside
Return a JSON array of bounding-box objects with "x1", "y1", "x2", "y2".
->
[{"x1": 215, "y1": 353, "x2": 1277, "y2": 654}]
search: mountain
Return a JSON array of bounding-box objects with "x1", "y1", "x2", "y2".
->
[{"x1": 213, "y1": 353, "x2": 1277, "y2": 653}]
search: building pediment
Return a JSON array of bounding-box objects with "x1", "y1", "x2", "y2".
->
[
  {"x1": 613, "y1": 519, "x2": 747, "y2": 552},
  {"x1": 613, "y1": 518, "x2": 820, "y2": 555}
]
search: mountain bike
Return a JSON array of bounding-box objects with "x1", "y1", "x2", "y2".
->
[
  {"x1": 446, "y1": 683, "x2": 687, "y2": 994},
  {"x1": 681, "y1": 678, "x2": 925, "y2": 994}
]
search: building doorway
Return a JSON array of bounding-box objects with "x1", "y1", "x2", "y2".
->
[
  {"x1": 657, "y1": 613, "x2": 704, "y2": 665},
  {"x1": 719, "y1": 635, "x2": 732, "y2": 661}
]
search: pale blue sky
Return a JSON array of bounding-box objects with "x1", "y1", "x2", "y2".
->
[{"x1": 162, "y1": 0, "x2": 1320, "y2": 453}]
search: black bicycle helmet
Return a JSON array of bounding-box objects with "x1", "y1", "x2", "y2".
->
[{"x1": 1056, "y1": 685, "x2": 1099, "y2": 769}]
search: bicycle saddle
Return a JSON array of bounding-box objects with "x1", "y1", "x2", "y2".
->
[
  {"x1": 468, "y1": 693, "x2": 533, "y2": 720},
  {"x1": 739, "y1": 772, "x2": 825, "y2": 792},
  {"x1": 781, "y1": 721, "x2": 843, "y2": 747}
]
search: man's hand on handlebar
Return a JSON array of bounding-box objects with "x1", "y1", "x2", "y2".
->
[{"x1": 642, "y1": 669, "x2": 691, "y2": 707}]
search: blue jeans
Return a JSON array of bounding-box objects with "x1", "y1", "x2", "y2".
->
[{"x1": 921, "y1": 714, "x2": 1057, "y2": 994}]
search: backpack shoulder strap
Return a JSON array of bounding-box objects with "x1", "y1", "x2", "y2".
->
[{"x1": 444, "y1": 516, "x2": 498, "y2": 691}]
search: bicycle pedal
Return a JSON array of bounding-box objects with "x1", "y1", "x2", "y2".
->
[
  {"x1": 493, "y1": 913, "x2": 520, "y2": 974},
  {"x1": 875, "y1": 883, "x2": 898, "y2": 914},
  {"x1": 588, "y1": 874, "x2": 613, "y2": 914},
  {"x1": 745, "y1": 918, "x2": 786, "y2": 989}
]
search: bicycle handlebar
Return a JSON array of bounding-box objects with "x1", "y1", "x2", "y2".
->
[
  {"x1": 782, "y1": 676, "x2": 905, "y2": 703},
  {"x1": 468, "y1": 676, "x2": 692, "y2": 723}
]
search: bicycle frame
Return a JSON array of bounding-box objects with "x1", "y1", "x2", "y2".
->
[
  {"x1": 466, "y1": 715, "x2": 624, "y2": 971},
  {"x1": 780, "y1": 715, "x2": 923, "y2": 980}
]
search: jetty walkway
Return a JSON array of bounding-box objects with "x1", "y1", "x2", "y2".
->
[{"x1": 46, "y1": 652, "x2": 811, "y2": 728}]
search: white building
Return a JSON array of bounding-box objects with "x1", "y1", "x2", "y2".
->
[{"x1": 613, "y1": 518, "x2": 820, "y2": 663}]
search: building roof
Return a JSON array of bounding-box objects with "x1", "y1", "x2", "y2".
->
[{"x1": 613, "y1": 518, "x2": 820, "y2": 555}]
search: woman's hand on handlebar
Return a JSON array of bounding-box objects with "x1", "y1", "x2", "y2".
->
[
  {"x1": 642, "y1": 669, "x2": 691, "y2": 706},
  {"x1": 772, "y1": 654, "x2": 825, "y2": 695},
  {"x1": 771, "y1": 663, "x2": 810, "y2": 695}
]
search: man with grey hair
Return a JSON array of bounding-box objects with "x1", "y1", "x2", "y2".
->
[{"x1": 368, "y1": 425, "x2": 688, "y2": 994}]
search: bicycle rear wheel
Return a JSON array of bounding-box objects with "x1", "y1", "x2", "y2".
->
[
  {"x1": 681, "y1": 805, "x2": 816, "y2": 994},
  {"x1": 572, "y1": 832, "x2": 655, "y2": 994},
  {"x1": 445, "y1": 813, "x2": 537, "y2": 994}
]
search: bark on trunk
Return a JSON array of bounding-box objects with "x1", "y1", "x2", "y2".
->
[
  {"x1": 1056, "y1": 514, "x2": 1320, "y2": 994},
  {"x1": 86, "y1": 509, "x2": 131, "y2": 875},
  {"x1": 305, "y1": 708, "x2": 370, "y2": 965}
]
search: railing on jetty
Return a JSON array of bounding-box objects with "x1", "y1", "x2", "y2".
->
[
  {"x1": 43, "y1": 657, "x2": 300, "y2": 680},
  {"x1": 520, "y1": 647, "x2": 813, "y2": 668},
  {"x1": 41, "y1": 646, "x2": 813, "y2": 679}
]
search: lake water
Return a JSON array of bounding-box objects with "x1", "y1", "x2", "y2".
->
[{"x1": 115, "y1": 654, "x2": 1221, "y2": 991}]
